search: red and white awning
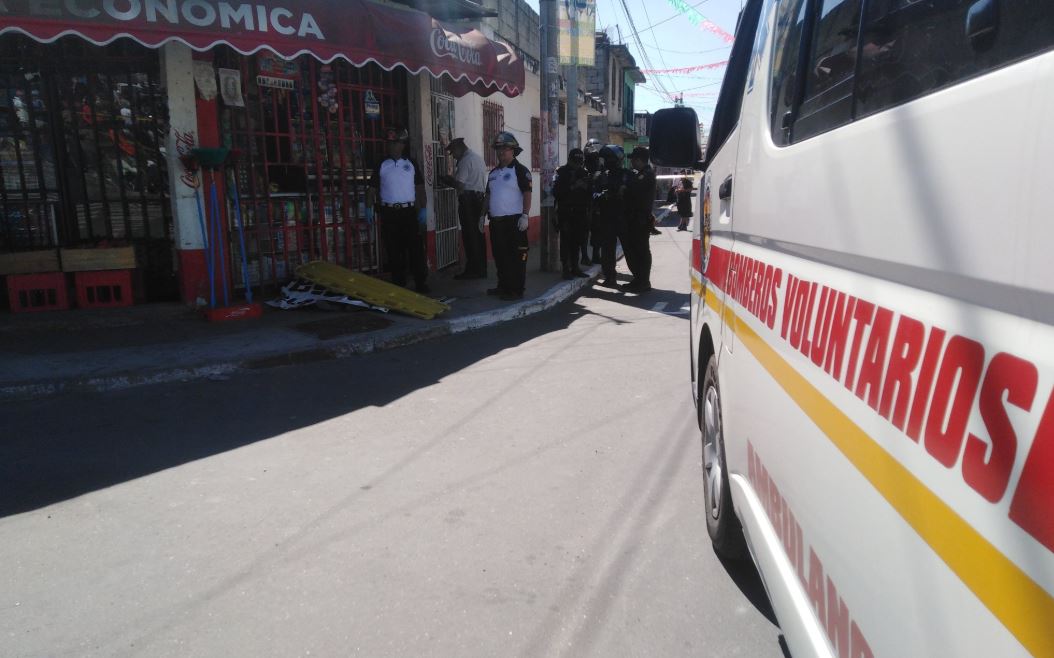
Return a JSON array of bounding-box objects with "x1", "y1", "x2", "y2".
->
[{"x1": 0, "y1": 0, "x2": 524, "y2": 97}]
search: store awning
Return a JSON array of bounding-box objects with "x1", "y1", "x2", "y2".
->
[{"x1": 0, "y1": 0, "x2": 524, "y2": 97}]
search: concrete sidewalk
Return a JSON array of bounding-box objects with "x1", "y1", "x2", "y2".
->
[{"x1": 0, "y1": 249, "x2": 611, "y2": 400}]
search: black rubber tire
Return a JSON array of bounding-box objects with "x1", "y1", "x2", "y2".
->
[{"x1": 700, "y1": 353, "x2": 749, "y2": 560}]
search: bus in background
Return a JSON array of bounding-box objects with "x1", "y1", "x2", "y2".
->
[{"x1": 649, "y1": 0, "x2": 1054, "y2": 656}]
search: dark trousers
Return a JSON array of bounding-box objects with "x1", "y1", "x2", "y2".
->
[
  {"x1": 589, "y1": 210, "x2": 603, "y2": 249},
  {"x1": 620, "y1": 219, "x2": 652, "y2": 285},
  {"x1": 599, "y1": 221, "x2": 619, "y2": 281},
  {"x1": 489, "y1": 215, "x2": 528, "y2": 295},
  {"x1": 558, "y1": 208, "x2": 588, "y2": 272},
  {"x1": 458, "y1": 191, "x2": 486, "y2": 275},
  {"x1": 381, "y1": 206, "x2": 427, "y2": 288}
]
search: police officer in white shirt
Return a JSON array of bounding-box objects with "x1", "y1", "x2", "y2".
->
[
  {"x1": 367, "y1": 126, "x2": 429, "y2": 293},
  {"x1": 481, "y1": 131, "x2": 532, "y2": 301},
  {"x1": 440, "y1": 137, "x2": 487, "y2": 280}
]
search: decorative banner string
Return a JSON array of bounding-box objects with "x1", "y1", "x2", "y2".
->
[
  {"x1": 665, "y1": 0, "x2": 736, "y2": 44},
  {"x1": 639, "y1": 60, "x2": 728, "y2": 75}
]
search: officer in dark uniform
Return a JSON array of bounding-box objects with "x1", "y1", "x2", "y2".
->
[
  {"x1": 621, "y1": 146, "x2": 657, "y2": 292},
  {"x1": 593, "y1": 144, "x2": 633, "y2": 288},
  {"x1": 583, "y1": 142, "x2": 603, "y2": 265},
  {"x1": 368, "y1": 126, "x2": 429, "y2": 293},
  {"x1": 553, "y1": 148, "x2": 591, "y2": 280},
  {"x1": 482, "y1": 131, "x2": 532, "y2": 301}
]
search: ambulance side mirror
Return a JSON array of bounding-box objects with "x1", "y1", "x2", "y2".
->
[{"x1": 649, "y1": 107, "x2": 704, "y2": 170}]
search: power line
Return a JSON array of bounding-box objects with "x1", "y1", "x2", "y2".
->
[
  {"x1": 615, "y1": 0, "x2": 672, "y2": 98},
  {"x1": 635, "y1": 0, "x2": 715, "y2": 35},
  {"x1": 639, "y1": 0, "x2": 679, "y2": 97}
]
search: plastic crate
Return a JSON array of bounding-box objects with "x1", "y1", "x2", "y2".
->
[
  {"x1": 74, "y1": 269, "x2": 133, "y2": 309},
  {"x1": 6, "y1": 272, "x2": 70, "y2": 313}
]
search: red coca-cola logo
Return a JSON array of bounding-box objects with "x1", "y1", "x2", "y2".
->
[{"x1": 430, "y1": 29, "x2": 482, "y2": 67}]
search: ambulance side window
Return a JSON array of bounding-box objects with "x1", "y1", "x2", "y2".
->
[
  {"x1": 770, "y1": 0, "x2": 809, "y2": 146},
  {"x1": 855, "y1": 0, "x2": 1054, "y2": 117},
  {"x1": 793, "y1": 0, "x2": 863, "y2": 141}
]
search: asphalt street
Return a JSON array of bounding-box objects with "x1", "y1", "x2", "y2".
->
[{"x1": 1, "y1": 228, "x2": 784, "y2": 657}]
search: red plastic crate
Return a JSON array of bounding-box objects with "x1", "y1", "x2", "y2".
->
[
  {"x1": 74, "y1": 269, "x2": 133, "y2": 309},
  {"x1": 6, "y1": 272, "x2": 70, "y2": 313}
]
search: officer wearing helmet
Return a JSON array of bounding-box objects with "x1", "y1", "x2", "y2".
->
[
  {"x1": 368, "y1": 126, "x2": 429, "y2": 293},
  {"x1": 481, "y1": 131, "x2": 532, "y2": 301},
  {"x1": 553, "y1": 148, "x2": 591, "y2": 280},
  {"x1": 622, "y1": 146, "x2": 656, "y2": 292},
  {"x1": 593, "y1": 144, "x2": 633, "y2": 287}
]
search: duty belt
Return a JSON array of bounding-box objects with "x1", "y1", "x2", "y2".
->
[{"x1": 381, "y1": 202, "x2": 414, "y2": 208}]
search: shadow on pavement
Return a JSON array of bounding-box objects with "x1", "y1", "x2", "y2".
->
[
  {"x1": 583, "y1": 285, "x2": 690, "y2": 319},
  {"x1": 0, "y1": 296, "x2": 589, "y2": 519}
]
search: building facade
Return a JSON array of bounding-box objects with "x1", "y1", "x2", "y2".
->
[
  {"x1": 583, "y1": 32, "x2": 645, "y2": 149},
  {"x1": 0, "y1": 0, "x2": 531, "y2": 309}
]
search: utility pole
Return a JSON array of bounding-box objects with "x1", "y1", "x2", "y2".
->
[
  {"x1": 539, "y1": 0, "x2": 560, "y2": 272},
  {"x1": 567, "y1": 64, "x2": 578, "y2": 151}
]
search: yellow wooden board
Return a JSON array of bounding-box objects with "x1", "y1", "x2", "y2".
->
[
  {"x1": 0, "y1": 250, "x2": 60, "y2": 275},
  {"x1": 60, "y1": 247, "x2": 136, "y2": 272},
  {"x1": 296, "y1": 261, "x2": 449, "y2": 320}
]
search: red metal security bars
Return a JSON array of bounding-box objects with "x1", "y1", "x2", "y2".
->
[{"x1": 217, "y1": 49, "x2": 408, "y2": 292}]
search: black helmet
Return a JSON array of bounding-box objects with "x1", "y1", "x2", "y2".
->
[
  {"x1": 492, "y1": 131, "x2": 522, "y2": 156},
  {"x1": 630, "y1": 146, "x2": 649, "y2": 162},
  {"x1": 384, "y1": 126, "x2": 409, "y2": 143},
  {"x1": 568, "y1": 148, "x2": 584, "y2": 160},
  {"x1": 598, "y1": 144, "x2": 624, "y2": 162}
]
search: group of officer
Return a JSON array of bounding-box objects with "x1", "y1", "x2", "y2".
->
[
  {"x1": 370, "y1": 125, "x2": 655, "y2": 301},
  {"x1": 554, "y1": 141, "x2": 656, "y2": 292}
]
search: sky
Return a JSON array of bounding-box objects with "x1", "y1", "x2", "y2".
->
[{"x1": 523, "y1": 0, "x2": 745, "y2": 131}]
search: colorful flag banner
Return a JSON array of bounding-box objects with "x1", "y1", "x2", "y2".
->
[
  {"x1": 639, "y1": 61, "x2": 729, "y2": 75},
  {"x1": 665, "y1": 0, "x2": 736, "y2": 44},
  {"x1": 558, "y1": 0, "x2": 597, "y2": 66}
]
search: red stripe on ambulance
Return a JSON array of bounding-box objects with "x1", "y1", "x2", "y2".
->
[{"x1": 702, "y1": 245, "x2": 1054, "y2": 554}]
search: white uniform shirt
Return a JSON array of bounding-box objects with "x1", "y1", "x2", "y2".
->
[
  {"x1": 487, "y1": 160, "x2": 532, "y2": 217},
  {"x1": 374, "y1": 158, "x2": 421, "y2": 204},
  {"x1": 454, "y1": 149, "x2": 487, "y2": 193}
]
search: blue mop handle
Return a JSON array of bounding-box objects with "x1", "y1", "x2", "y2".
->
[
  {"x1": 228, "y1": 170, "x2": 253, "y2": 303},
  {"x1": 194, "y1": 173, "x2": 215, "y2": 308},
  {"x1": 210, "y1": 170, "x2": 230, "y2": 307}
]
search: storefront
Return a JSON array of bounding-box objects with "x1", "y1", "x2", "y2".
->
[
  {"x1": 0, "y1": 34, "x2": 176, "y2": 299},
  {"x1": 0, "y1": 0, "x2": 523, "y2": 306}
]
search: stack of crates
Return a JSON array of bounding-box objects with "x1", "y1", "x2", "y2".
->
[
  {"x1": 0, "y1": 250, "x2": 69, "y2": 313},
  {"x1": 60, "y1": 247, "x2": 137, "y2": 309}
]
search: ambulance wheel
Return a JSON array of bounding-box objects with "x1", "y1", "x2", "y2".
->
[{"x1": 701, "y1": 354, "x2": 748, "y2": 560}]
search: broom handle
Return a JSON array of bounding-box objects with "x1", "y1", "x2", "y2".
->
[
  {"x1": 195, "y1": 173, "x2": 215, "y2": 309},
  {"x1": 211, "y1": 171, "x2": 229, "y2": 307},
  {"x1": 228, "y1": 168, "x2": 253, "y2": 302}
]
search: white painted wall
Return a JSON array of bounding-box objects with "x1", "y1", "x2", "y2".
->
[{"x1": 160, "y1": 42, "x2": 201, "y2": 250}]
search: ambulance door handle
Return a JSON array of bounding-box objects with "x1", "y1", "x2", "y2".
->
[
  {"x1": 966, "y1": 0, "x2": 998, "y2": 51},
  {"x1": 719, "y1": 176, "x2": 733, "y2": 200}
]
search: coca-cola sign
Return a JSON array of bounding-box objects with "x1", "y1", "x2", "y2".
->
[
  {"x1": 430, "y1": 28, "x2": 482, "y2": 67},
  {"x1": 0, "y1": 0, "x2": 524, "y2": 97}
]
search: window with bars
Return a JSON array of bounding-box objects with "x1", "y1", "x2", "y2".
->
[
  {"x1": 482, "y1": 101, "x2": 504, "y2": 168},
  {"x1": 530, "y1": 117, "x2": 541, "y2": 171}
]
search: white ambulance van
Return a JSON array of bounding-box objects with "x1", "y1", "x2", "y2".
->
[{"x1": 649, "y1": 0, "x2": 1054, "y2": 656}]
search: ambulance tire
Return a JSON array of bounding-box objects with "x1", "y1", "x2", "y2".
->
[{"x1": 700, "y1": 354, "x2": 748, "y2": 560}]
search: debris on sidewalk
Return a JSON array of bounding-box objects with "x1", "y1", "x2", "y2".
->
[{"x1": 267, "y1": 278, "x2": 390, "y2": 313}]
